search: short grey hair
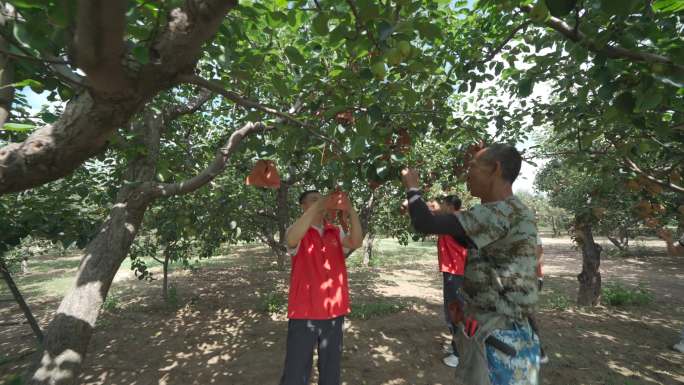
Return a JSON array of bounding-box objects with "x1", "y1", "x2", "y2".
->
[{"x1": 481, "y1": 143, "x2": 522, "y2": 184}]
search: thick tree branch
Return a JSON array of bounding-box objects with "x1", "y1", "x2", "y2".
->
[
  {"x1": 164, "y1": 88, "x2": 213, "y2": 122},
  {"x1": 178, "y1": 74, "x2": 306, "y2": 125},
  {"x1": 179, "y1": 74, "x2": 344, "y2": 152},
  {"x1": 623, "y1": 157, "x2": 684, "y2": 194},
  {"x1": 0, "y1": 49, "x2": 69, "y2": 65},
  {"x1": 75, "y1": 0, "x2": 131, "y2": 93},
  {"x1": 40, "y1": 52, "x2": 87, "y2": 88},
  {"x1": 0, "y1": 0, "x2": 238, "y2": 195},
  {"x1": 150, "y1": 121, "x2": 269, "y2": 197},
  {"x1": 0, "y1": 4, "x2": 83, "y2": 87},
  {"x1": 0, "y1": 30, "x2": 85, "y2": 88},
  {"x1": 474, "y1": 20, "x2": 532, "y2": 67},
  {"x1": 520, "y1": 5, "x2": 684, "y2": 72}
]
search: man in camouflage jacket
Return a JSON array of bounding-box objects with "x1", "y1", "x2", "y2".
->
[{"x1": 401, "y1": 143, "x2": 541, "y2": 385}]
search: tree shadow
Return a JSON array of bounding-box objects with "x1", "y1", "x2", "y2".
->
[{"x1": 2, "y1": 241, "x2": 683, "y2": 385}]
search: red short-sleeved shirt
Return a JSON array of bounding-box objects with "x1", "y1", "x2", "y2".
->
[
  {"x1": 287, "y1": 223, "x2": 350, "y2": 319},
  {"x1": 437, "y1": 235, "x2": 467, "y2": 275}
]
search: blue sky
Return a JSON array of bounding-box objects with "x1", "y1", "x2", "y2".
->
[{"x1": 23, "y1": 87, "x2": 50, "y2": 112}]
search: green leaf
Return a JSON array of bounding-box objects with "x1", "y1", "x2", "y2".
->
[
  {"x1": 378, "y1": 21, "x2": 394, "y2": 41},
  {"x1": 600, "y1": 0, "x2": 641, "y2": 17},
  {"x1": 357, "y1": 0, "x2": 380, "y2": 22},
  {"x1": 40, "y1": 111, "x2": 58, "y2": 123},
  {"x1": 132, "y1": 46, "x2": 150, "y2": 64},
  {"x1": 597, "y1": 85, "x2": 614, "y2": 100},
  {"x1": 356, "y1": 115, "x2": 372, "y2": 136},
  {"x1": 376, "y1": 164, "x2": 389, "y2": 180},
  {"x1": 4, "y1": 78, "x2": 42, "y2": 91},
  {"x1": 545, "y1": 0, "x2": 576, "y2": 17},
  {"x1": 652, "y1": 0, "x2": 684, "y2": 12},
  {"x1": 390, "y1": 153, "x2": 406, "y2": 163},
  {"x1": 518, "y1": 78, "x2": 534, "y2": 97},
  {"x1": 416, "y1": 21, "x2": 442, "y2": 39},
  {"x1": 581, "y1": 131, "x2": 600, "y2": 148},
  {"x1": 613, "y1": 92, "x2": 635, "y2": 114},
  {"x1": 13, "y1": 22, "x2": 32, "y2": 48},
  {"x1": 328, "y1": 24, "x2": 350, "y2": 46},
  {"x1": 284, "y1": 46, "x2": 306, "y2": 66},
  {"x1": 2, "y1": 123, "x2": 35, "y2": 132},
  {"x1": 635, "y1": 89, "x2": 663, "y2": 111},
  {"x1": 312, "y1": 13, "x2": 329, "y2": 35},
  {"x1": 271, "y1": 76, "x2": 290, "y2": 97},
  {"x1": 349, "y1": 137, "x2": 366, "y2": 159},
  {"x1": 58, "y1": 86, "x2": 73, "y2": 100},
  {"x1": 529, "y1": 0, "x2": 550, "y2": 22},
  {"x1": 8, "y1": 0, "x2": 45, "y2": 9}
]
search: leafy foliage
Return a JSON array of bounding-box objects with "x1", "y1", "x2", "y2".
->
[{"x1": 602, "y1": 282, "x2": 654, "y2": 306}]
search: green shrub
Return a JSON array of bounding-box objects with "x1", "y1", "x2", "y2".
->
[
  {"x1": 261, "y1": 291, "x2": 287, "y2": 315},
  {"x1": 602, "y1": 282, "x2": 653, "y2": 306},
  {"x1": 2, "y1": 374, "x2": 24, "y2": 385},
  {"x1": 101, "y1": 293, "x2": 119, "y2": 312},
  {"x1": 542, "y1": 291, "x2": 572, "y2": 311},
  {"x1": 349, "y1": 301, "x2": 405, "y2": 320}
]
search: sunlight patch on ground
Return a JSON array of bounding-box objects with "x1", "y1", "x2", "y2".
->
[
  {"x1": 370, "y1": 344, "x2": 401, "y2": 363},
  {"x1": 584, "y1": 330, "x2": 618, "y2": 343},
  {"x1": 607, "y1": 360, "x2": 662, "y2": 385}
]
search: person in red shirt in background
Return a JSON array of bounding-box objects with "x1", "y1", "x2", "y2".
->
[
  {"x1": 431, "y1": 195, "x2": 469, "y2": 368},
  {"x1": 280, "y1": 190, "x2": 363, "y2": 385}
]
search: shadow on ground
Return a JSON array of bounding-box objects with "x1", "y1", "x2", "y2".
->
[{"x1": 1, "y1": 240, "x2": 683, "y2": 385}]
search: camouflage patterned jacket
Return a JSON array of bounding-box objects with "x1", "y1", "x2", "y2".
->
[{"x1": 455, "y1": 195, "x2": 539, "y2": 322}]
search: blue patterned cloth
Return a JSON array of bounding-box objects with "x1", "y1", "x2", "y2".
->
[{"x1": 486, "y1": 322, "x2": 540, "y2": 385}]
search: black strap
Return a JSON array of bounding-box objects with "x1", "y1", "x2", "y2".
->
[{"x1": 485, "y1": 336, "x2": 517, "y2": 357}]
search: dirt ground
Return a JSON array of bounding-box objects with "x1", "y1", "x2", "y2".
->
[{"x1": 1, "y1": 237, "x2": 683, "y2": 385}]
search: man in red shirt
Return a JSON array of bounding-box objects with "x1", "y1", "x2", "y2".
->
[
  {"x1": 279, "y1": 190, "x2": 363, "y2": 385},
  {"x1": 433, "y1": 195, "x2": 468, "y2": 368}
]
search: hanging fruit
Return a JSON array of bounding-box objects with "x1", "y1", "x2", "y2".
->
[{"x1": 245, "y1": 160, "x2": 281, "y2": 188}]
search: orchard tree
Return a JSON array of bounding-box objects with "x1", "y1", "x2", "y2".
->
[
  {"x1": 0, "y1": 0, "x2": 240, "y2": 194},
  {"x1": 0, "y1": 2, "x2": 494, "y2": 383},
  {"x1": 0, "y1": 153, "x2": 111, "y2": 345},
  {"x1": 536, "y1": 147, "x2": 681, "y2": 305},
  {"x1": 468, "y1": 0, "x2": 684, "y2": 305},
  {"x1": 8, "y1": 0, "x2": 680, "y2": 381},
  {"x1": 517, "y1": 191, "x2": 571, "y2": 237},
  {"x1": 482, "y1": 0, "x2": 684, "y2": 197}
]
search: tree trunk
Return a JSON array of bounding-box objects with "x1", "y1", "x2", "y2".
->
[
  {"x1": 0, "y1": 8, "x2": 15, "y2": 128},
  {"x1": 162, "y1": 248, "x2": 170, "y2": 301},
  {"x1": 23, "y1": 77, "x2": 255, "y2": 385},
  {"x1": 27, "y1": 186, "x2": 153, "y2": 385},
  {"x1": 619, "y1": 227, "x2": 629, "y2": 249},
  {"x1": 275, "y1": 182, "x2": 291, "y2": 269},
  {"x1": 0, "y1": 258, "x2": 43, "y2": 344},
  {"x1": 576, "y1": 221, "x2": 602, "y2": 306},
  {"x1": 606, "y1": 235, "x2": 626, "y2": 251},
  {"x1": 273, "y1": 246, "x2": 289, "y2": 270},
  {"x1": 359, "y1": 192, "x2": 377, "y2": 266},
  {"x1": 362, "y1": 229, "x2": 375, "y2": 267},
  {"x1": 26, "y1": 110, "x2": 162, "y2": 385}
]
